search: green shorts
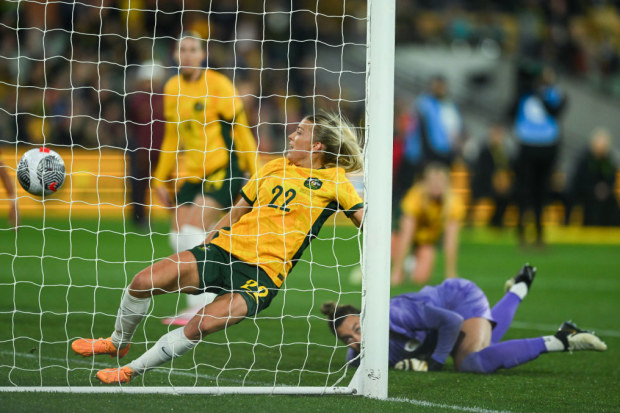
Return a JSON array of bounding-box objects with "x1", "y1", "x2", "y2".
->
[
  {"x1": 176, "y1": 166, "x2": 244, "y2": 208},
  {"x1": 188, "y1": 243, "x2": 279, "y2": 317}
]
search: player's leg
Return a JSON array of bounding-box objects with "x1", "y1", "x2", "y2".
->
[
  {"x1": 95, "y1": 293, "x2": 248, "y2": 383},
  {"x1": 458, "y1": 321, "x2": 607, "y2": 374},
  {"x1": 411, "y1": 244, "x2": 435, "y2": 285},
  {"x1": 72, "y1": 251, "x2": 200, "y2": 357},
  {"x1": 166, "y1": 194, "x2": 223, "y2": 324},
  {"x1": 452, "y1": 317, "x2": 492, "y2": 370},
  {"x1": 491, "y1": 264, "x2": 536, "y2": 344}
]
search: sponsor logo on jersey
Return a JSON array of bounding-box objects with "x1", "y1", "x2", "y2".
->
[
  {"x1": 304, "y1": 177, "x2": 322, "y2": 190},
  {"x1": 194, "y1": 101, "x2": 205, "y2": 112}
]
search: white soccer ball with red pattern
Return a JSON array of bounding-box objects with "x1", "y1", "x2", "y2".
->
[{"x1": 17, "y1": 148, "x2": 66, "y2": 196}]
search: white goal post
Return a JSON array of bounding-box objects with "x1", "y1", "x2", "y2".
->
[{"x1": 0, "y1": 0, "x2": 394, "y2": 397}]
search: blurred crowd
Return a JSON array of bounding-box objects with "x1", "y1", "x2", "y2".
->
[
  {"x1": 393, "y1": 71, "x2": 620, "y2": 238},
  {"x1": 0, "y1": 0, "x2": 618, "y2": 233},
  {"x1": 396, "y1": 0, "x2": 620, "y2": 98},
  {"x1": 0, "y1": 0, "x2": 366, "y2": 151}
]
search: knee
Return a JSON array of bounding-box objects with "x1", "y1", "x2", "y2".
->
[{"x1": 128, "y1": 270, "x2": 157, "y2": 297}]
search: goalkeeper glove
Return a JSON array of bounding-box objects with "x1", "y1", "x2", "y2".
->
[
  {"x1": 394, "y1": 357, "x2": 444, "y2": 372},
  {"x1": 394, "y1": 358, "x2": 428, "y2": 372}
]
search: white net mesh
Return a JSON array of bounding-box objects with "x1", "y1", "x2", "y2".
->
[{"x1": 0, "y1": 1, "x2": 370, "y2": 390}]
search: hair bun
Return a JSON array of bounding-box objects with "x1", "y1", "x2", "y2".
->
[{"x1": 320, "y1": 301, "x2": 337, "y2": 318}]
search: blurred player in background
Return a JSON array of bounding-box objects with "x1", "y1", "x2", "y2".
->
[
  {"x1": 152, "y1": 32, "x2": 259, "y2": 323},
  {"x1": 391, "y1": 163, "x2": 464, "y2": 285},
  {"x1": 71, "y1": 113, "x2": 365, "y2": 384},
  {"x1": 324, "y1": 265, "x2": 607, "y2": 373},
  {"x1": 0, "y1": 150, "x2": 20, "y2": 230}
]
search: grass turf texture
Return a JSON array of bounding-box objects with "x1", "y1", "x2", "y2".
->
[{"x1": 0, "y1": 218, "x2": 619, "y2": 412}]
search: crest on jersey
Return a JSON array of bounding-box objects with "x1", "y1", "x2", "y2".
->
[
  {"x1": 194, "y1": 101, "x2": 205, "y2": 112},
  {"x1": 304, "y1": 177, "x2": 323, "y2": 190}
]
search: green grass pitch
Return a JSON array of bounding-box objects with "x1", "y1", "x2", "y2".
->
[{"x1": 0, "y1": 217, "x2": 618, "y2": 412}]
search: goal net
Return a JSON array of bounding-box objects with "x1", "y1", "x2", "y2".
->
[{"x1": 0, "y1": 0, "x2": 393, "y2": 396}]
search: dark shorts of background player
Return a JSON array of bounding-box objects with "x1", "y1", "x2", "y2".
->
[
  {"x1": 175, "y1": 165, "x2": 244, "y2": 209},
  {"x1": 188, "y1": 243, "x2": 279, "y2": 317}
]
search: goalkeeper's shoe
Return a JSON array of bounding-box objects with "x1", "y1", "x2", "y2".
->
[
  {"x1": 504, "y1": 264, "x2": 536, "y2": 292},
  {"x1": 96, "y1": 366, "x2": 136, "y2": 384},
  {"x1": 554, "y1": 321, "x2": 607, "y2": 352},
  {"x1": 71, "y1": 337, "x2": 130, "y2": 359}
]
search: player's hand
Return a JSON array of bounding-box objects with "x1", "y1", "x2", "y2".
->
[
  {"x1": 8, "y1": 200, "x2": 20, "y2": 230},
  {"x1": 155, "y1": 186, "x2": 172, "y2": 208},
  {"x1": 394, "y1": 358, "x2": 428, "y2": 372}
]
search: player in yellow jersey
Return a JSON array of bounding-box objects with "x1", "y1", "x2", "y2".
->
[
  {"x1": 391, "y1": 164, "x2": 465, "y2": 285},
  {"x1": 152, "y1": 32, "x2": 259, "y2": 322},
  {"x1": 72, "y1": 112, "x2": 365, "y2": 384},
  {"x1": 0, "y1": 149, "x2": 20, "y2": 230}
]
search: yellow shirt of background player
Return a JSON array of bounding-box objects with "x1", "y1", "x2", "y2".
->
[
  {"x1": 211, "y1": 158, "x2": 363, "y2": 287},
  {"x1": 400, "y1": 184, "x2": 465, "y2": 245},
  {"x1": 152, "y1": 69, "x2": 258, "y2": 187}
]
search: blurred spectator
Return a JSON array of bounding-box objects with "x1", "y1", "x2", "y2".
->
[
  {"x1": 511, "y1": 66, "x2": 567, "y2": 246},
  {"x1": 0, "y1": 1, "x2": 366, "y2": 150},
  {"x1": 392, "y1": 163, "x2": 465, "y2": 286},
  {"x1": 0, "y1": 149, "x2": 19, "y2": 230},
  {"x1": 393, "y1": 75, "x2": 464, "y2": 216},
  {"x1": 570, "y1": 128, "x2": 620, "y2": 226},
  {"x1": 125, "y1": 61, "x2": 166, "y2": 228},
  {"x1": 469, "y1": 123, "x2": 514, "y2": 227}
]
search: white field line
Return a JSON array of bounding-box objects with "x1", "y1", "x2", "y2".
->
[
  {"x1": 3, "y1": 351, "x2": 516, "y2": 412},
  {"x1": 386, "y1": 397, "x2": 513, "y2": 413},
  {"x1": 510, "y1": 321, "x2": 620, "y2": 338}
]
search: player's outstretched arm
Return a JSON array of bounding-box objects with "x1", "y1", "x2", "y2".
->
[
  {"x1": 349, "y1": 209, "x2": 363, "y2": 228},
  {"x1": 204, "y1": 196, "x2": 253, "y2": 244}
]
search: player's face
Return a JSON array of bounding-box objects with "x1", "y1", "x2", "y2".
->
[
  {"x1": 336, "y1": 315, "x2": 361, "y2": 353},
  {"x1": 286, "y1": 118, "x2": 316, "y2": 167},
  {"x1": 176, "y1": 37, "x2": 205, "y2": 75},
  {"x1": 425, "y1": 170, "x2": 449, "y2": 199}
]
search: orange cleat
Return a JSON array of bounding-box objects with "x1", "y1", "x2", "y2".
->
[
  {"x1": 71, "y1": 337, "x2": 130, "y2": 359},
  {"x1": 96, "y1": 366, "x2": 136, "y2": 384}
]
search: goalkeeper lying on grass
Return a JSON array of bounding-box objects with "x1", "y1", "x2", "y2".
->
[
  {"x1": 322, "y1": 265, "x2": 607, "y2": 373},
  {"x1": 72, "y1": 113, "x2": 365, "y2": 384}
]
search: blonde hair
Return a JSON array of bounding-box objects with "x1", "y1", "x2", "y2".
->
[{"x1": 306, "y1": 112, "x2": 364, "y2": 173}]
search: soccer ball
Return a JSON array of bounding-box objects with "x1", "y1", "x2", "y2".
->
[{"x1": 17, "y1": 148, "x2": 66, "y2": 196}]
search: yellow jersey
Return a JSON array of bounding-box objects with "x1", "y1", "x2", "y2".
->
[
  {"x1": 152, "y1": 69, "x2": 258, "y2": 187},
  {"x1": 401, "y1": 184, "x2": 464, "y2": 245},
  {"x1": 211, "y1": 158, "x2": 363, "y2": 287}
]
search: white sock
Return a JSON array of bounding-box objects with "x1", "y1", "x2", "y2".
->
[
  {"x1": 128, "y1": 328, "x2": 197, "y2": 374},
  {"x1": 169, "y1": 231, "x2": 183, "y2": 253},
  {"x1": 509, "y1": 282, "x2": 529, "y2": 300},
  {"x1": 543, "y1": 335, "x2": 565, "y2": 352},
  {"x1": 169, "y1": 225, "x2": 207, "y2": 252},
  {"x1": 180, "y1": 224, "x2": 206, "y2": 249},
  {"x1": 110, "y1": 292, "x2": 151, "y2": 349},
  {"x1": 186, "y1": 292, "x2": 217, "y2": 310}
]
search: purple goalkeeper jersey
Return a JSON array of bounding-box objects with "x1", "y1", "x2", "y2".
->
[{"x1": 347, "y1": 278, "x2": 494, "y2": 367}]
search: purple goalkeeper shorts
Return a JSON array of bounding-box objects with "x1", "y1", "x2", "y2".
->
[{"x1": 436, "y1": 278, "x2": 496, "y2": 325}]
